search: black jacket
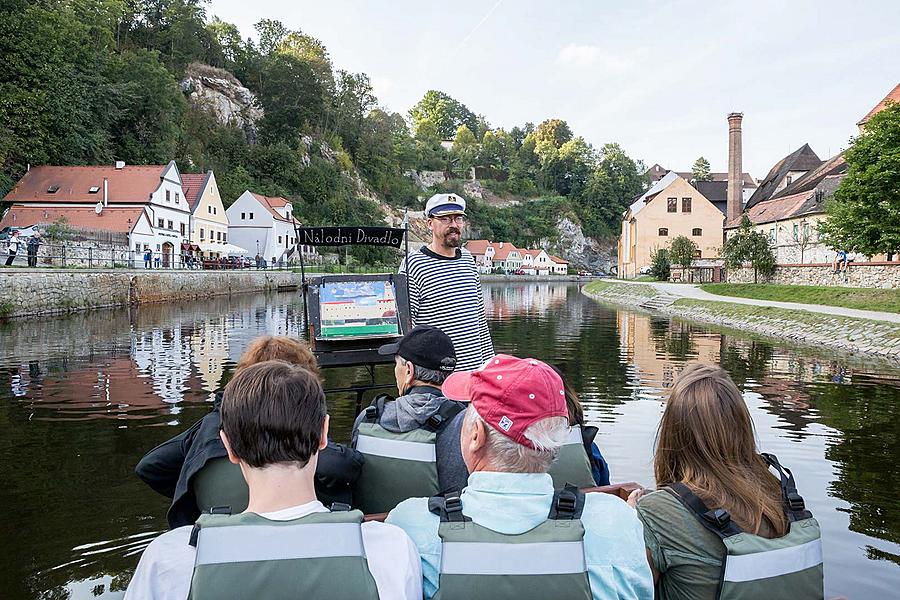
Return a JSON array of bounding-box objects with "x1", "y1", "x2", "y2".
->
[{"x1": 135, "y1": 392, "x2": 365, "y2": 529}]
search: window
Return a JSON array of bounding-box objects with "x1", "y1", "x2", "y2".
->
[
  {"x1": 223, "y1": 232, "x2": 227, "y2": 242},
  {"x1": 667, "y1": 198, "x2": 677, "y2": 213},
  {"x1": 241, "y1": 212, "x2": 246, "y2": 220},
  {"x1": 157, "y1": 218, "x2": 164, "y2": 228},
  {"x1": 786, "y1": 175, "x2": 793, "y2": 185},
  {"x1": 769, "y1": 228, "x2": 776, "y2": 242},
  {"x1": 208, "y1": 206, "x2": 212, "y2": 214},
  {"x1": 682, "y1": 198, "x2": 692, "y2": 213},
  {"x1": 693, "y1": 250, "x2": 702, "y2": 259},
  {"x1": 167, "y1": 220, "x2": 173, "y2": 230},
  {"x1": 793, "y1": 223, "x2": 799, "y2": 241},
  {"x1": 166, "y1": 190, "x2": 171, "y2": 202},
  {"x1": 213, "y1": 206, "x2": 217, "y2": 215},
  {"x1": 803, "y1": 222, "x2": 811, "y2": 238},
  {"x1": 180, "y1": 223, "x2": 186, "y2": 236},
  {"x1": 200, "y1": 228, "x2": 205, "y2": 240},
  {"x1": 249, "y1": 212, "x2": 254, "y2": 220},
  {"x1": 278, "y1": 235, "x2": 282, "y2": 244},
  {"x1": 47, "y1": 186, "x2": 59, "y2": 194},
  {"x1": 217, "y1": 231, "x2": 222, "y2": 241},
  {"x1": 175, "y1": 192, "x2": 180, "y2": 203},
  {"x1": 135, "y1": 244, "x2": 140, "y2": 252},
  {"x1": 89, "y1": 186, "x2": 100, "y2": 194},
  {"x1": 658, "y1": 228, "x2": 669, "y2": 236},
  {"x1": 692, "y1": 228, "x2": 702, "y2": 236}
]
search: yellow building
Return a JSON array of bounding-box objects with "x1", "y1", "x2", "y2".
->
[
  {"x1": 182, "y1": 171, "x2": 230, "y2": 258},
  {"x1": 618, "y1": 173, "x2": 724, "y2": 278}
]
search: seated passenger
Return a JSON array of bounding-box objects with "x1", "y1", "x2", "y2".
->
[
  {"x1": 125, "y1": 361, "x2": 422, "y2": 600},
  {"x1": 550, "y1": 364, "x2": 610, "y2": 487},
  {"x1": 386, "y1": 354, "x2": 653, "y2": 600},
  {"x1": 631, "y1": 363, "x2": 823, "y2": 600},
  {"x1": 351, "y1": 325, "x2": 466, "y2": 513},
  {"x1": 135, "y1": 336, "x2": 364, "y2": 529}
]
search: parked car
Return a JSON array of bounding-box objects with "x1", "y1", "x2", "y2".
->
[
  {"x1": 639, "y1": 265, "x2": 652, "y2": 275},
  {"x1": 594, "y1": 271, "x2": 607, "y2": 277},
  {"x1": 513, "y1": 268, "x2": 526, "y2": 275},
  {"x1": 578, "y1": 270, "x2": 592, "y2": 277}
]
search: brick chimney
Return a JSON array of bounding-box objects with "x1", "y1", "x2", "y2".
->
[{"x1": 727, "y1": 112, "x2": 743, "y2": 223}]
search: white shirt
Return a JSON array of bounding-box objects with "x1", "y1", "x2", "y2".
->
[{"x1": 125, "y1": 500, "x2": 422, "y2": 600}]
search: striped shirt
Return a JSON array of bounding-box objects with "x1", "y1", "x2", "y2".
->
[{"x1": 399, "y1": 246, "x2": 494, "y2": 371}]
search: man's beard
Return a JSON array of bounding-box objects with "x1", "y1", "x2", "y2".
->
[{"x1": 441, "y1": 229, "x2": 462, "y2": 248}]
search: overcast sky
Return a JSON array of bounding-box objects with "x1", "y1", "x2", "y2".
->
[{"x1": 208, "y1": 0, "x2": 900, "y2": 178}]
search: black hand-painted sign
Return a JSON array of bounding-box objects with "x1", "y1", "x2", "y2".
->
[{"x1": 296, "y1": 226, "x2": 405, "y2": 248}]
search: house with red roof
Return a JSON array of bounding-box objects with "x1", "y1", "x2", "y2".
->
[
  {"x1": 226, "y1": 190, "x2": 305, "y2": 263},
  {"x1": 857, "y1": 82, "x2": 900, "y2": 133},
  {"x1": 181, "y1": 171, "x2": 235, "y2": 258},
  {"x1": 1, "y1": 161, "x2": 191, "y2": 266}
]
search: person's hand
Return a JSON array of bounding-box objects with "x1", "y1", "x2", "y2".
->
[{"x1": 627, "y1": 487, "x2": 646, "y2": 508}]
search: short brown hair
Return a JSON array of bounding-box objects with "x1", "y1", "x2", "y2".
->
[
  {"x1": 235, "y1": 336, "x2": 320, "y2": 380},
  {"x1": 221, "y1": 360, "x2": 327, "y2": 468}
]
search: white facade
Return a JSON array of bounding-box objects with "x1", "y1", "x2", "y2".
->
[
  {"x1": 226, "y1": 191, "x2": 314, "y2": 264},
  {"x1": 135, "y1": 162, "x2": 192, "y2": 267}
]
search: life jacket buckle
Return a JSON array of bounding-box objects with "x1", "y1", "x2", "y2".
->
[
  {"x1": 364, "y1": 406, "x2": 377, "y2": 420},
  {"x1": 329, "y1": 502, "x2": 352, "y2": 512},
  {"x1": 786, "y1": 492, "x2": 805, "y2": 512},
  {"x1": 556, "y1": 492, "x2": 577, "y2": 516},
  {"x1": 426, "y1": 413, "x2": 444, "y2": 429},
  {"x1": 704, "y1": 508, "x2": 732, "y2": 529},
  {"x1": 444, "y1": 494, "x2": 463, "y2": 515}
]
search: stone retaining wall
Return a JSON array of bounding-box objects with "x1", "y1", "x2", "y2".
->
[
  {"x1": 727, "y1": 262, "x2": 900, "y2": 288},
  {"x1": 0, "y1": 270, "x2": 301, "y2": 319}
]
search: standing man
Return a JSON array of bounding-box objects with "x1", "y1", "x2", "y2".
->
[
  {"x1": 26, "y1": 230, "x2": 40, "y2": 267},
  {"x1": 5, "y1": 230, "x2": 21, "y2": 266},
  {"x1": 400, "y1": 193, "x2": 493, "y2": 371}
]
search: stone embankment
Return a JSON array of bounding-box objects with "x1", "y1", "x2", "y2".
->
[
  {"x1": 0, "y1": 270, "x2": 300, "y2": 319},
  {"x1": 584, "y1": 281, "x2": 900, "y2": 363}
]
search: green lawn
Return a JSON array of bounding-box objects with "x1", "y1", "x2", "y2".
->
[{"x1": 699, "y1": 283, "x2": 900, "y2": 314}]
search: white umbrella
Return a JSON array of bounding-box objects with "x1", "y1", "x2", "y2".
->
[{"x1": 221, "y1": 243, "x2": 248, "y2": 255}]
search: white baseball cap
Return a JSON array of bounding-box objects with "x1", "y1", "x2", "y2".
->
[{"x1": 425, "y1": 193, "x2": 466, "y2": 217}]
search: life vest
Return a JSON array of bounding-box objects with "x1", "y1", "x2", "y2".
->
[
  {"x1": 668, "y1": 453, "x2": 824, "y2": 600},
  {"x1": 428, "y1": 485, "x2": 592, "y2": 600},
  {"x1": 353, "y1": 396, "x2": 464, "y2": 514},
  {"x1": 547, "y1": 424, "x2": 598, "y2": 489},
  {"x1": 191, "y1": 457, "x2": 248, "y2": 516},
  {"x1": 187, "y1": 505, "x2": 379, "y2": 600}
]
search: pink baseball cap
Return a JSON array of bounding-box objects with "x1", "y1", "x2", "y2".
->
[{"x1": 442, "y1": 354, "x2": 567, "y2": 449}]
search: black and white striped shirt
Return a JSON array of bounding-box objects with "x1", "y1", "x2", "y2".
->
[{"x1": 399, "y1": 246, "x2": 494, "y2": 371}]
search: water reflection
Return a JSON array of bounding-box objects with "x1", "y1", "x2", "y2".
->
[{"x1": 0, "y1": 284, "x2": 898, "y2": 598}]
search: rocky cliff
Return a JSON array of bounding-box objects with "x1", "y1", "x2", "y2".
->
[
  {"x1": 180, "y1": 63, "x2": 264, "y2": 142},
  {"x1": 543, "y1": 217, "x2": 616, "y2": 272}
]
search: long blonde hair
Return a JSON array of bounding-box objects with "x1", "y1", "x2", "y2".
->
[{"x1": 655, "y1": 363, "x2": 787, "y2": 536}]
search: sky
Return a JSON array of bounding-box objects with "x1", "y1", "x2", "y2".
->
[{"x1": 207, "y1": 0, "x2": 900, "y2": 179}]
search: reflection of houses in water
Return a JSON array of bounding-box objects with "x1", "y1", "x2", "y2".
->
[
  {"x1": 190, "y1": 315, "x2": 230, "y2": 394},
  {"x1": 132, "y1": 327, "x2": 193, "y2": 404},
  {"x1": 617, "y1": 311, "x2": 720, "y2": 390},
  {"x1": 484, "y1": 283, "x2": 568, "y2": 318}
]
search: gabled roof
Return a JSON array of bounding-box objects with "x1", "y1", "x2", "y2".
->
[
  {"x1": 181, "y1": 172, "x2": 212, "y2": 212},
  {"x1": 520, "y1": 248, "x2": 546, "y2": 257},
  {"x1": 250, "y1": 192, "x2": 297, "y2": 223},
  {"x1": 857, "y1": 83, "x2": 900, "y2": 127},
  {"x1": 625, "y1": 171, "x2": 680, "y2": 219},
  {"x1": 745, "y1": 144, "x2": 822, "y2": 209},
  {"x1": 550, "y1": 255, "x2": 568, "y2": 264},
  {"x1": 0, "y1": 204, "x2": 149, "y2": 233},
  {"x1": 675, "y1": 172, "x2": 757, "y2": 187},
  {"x1": 492, "y1": 243, "x2": 521, "y2": 261},
  {"x1": 771, "y1": 153, "x2": 847, "y2": 200},
  {"x1": 4, "y1": 164, "x2": 168, "y2": 204},
  {"x1": 727, "y1": 190, "x2": 817, "y2": 229},
  {"x1": 464, "y1": 239, "x2": 492, "y2": 255}
]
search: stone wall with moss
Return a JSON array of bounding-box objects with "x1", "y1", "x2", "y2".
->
[{"x1": 727, "y1": 263, "x2": 900, "y2": 288}]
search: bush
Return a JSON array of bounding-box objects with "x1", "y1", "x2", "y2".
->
[
  {"x1": 650, "y1": 247, "x2": 671, "y2": 280},
  {"x1": 670, "y1": 235, "x2": 697, "y2": 270}
]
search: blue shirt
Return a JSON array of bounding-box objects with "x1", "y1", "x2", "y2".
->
[{"x1": 386, "y1": 471, "x2": 654, "y2": 600}]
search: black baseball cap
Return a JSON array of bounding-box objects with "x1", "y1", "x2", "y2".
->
[{"x1": 377, "y1": 325, "x2": 457, "y2": 372}]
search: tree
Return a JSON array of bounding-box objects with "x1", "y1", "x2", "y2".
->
[
  {"x1": 451, "y1": 125, "x2": 478, "y2": 173},
  {"x1": 818, "y1": 101, "x2": 900, "y2": 256},
  {"x1": 692, "y1": 156, "x2": 712, "y2": 181},
  {"x1": 409, "y1": 90, "x2": 477, "y2": 140},
  {"x1": 669, "y1": 235, "x2": 698, "y2": 270},
  {"x1": 723, "y1": 217, "x2": 777, "y2": 283},
  {"x1": 257, "y1": 53, "x2": 323, "y2": 143},
  {"x1": 575, "y1": 143, "x2": 646, "y2": 237},
  {"x1": 649, "y1": 247, "x2": 671, "y2": 280}
]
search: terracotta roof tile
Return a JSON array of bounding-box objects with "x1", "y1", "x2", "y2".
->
[
  {"x1": 4, "y1": 165, "x2": 167, "y2": 204},
  {"x1": 550, "y1": 255, "x2": 568, "y2": 264},
  {"x1": 0, "y1": 205, "x2": 149, "y2": 233},
  {"x1": 181, "y1": 172, "x2": 210, "y2": 212},
  {"x1": 745, "y1": 144, "x2": 822, "y2": 209},
  {"x1": 464, "y1": 239, "x2": 492, "y2": 255},
  {"x1": 251, "y1": 192, "x2": 296, "y2": 223},
  {"x1": 725, "y1": 190, "x2": 815, "y2": 228},
  {"x1": 857, "y1": 83, "x2": 900, "y2": 126}
]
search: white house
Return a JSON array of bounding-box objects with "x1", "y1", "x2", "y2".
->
[
  {"x1": 227, "y1": 191, "x2": 314, "y2": 264},
  {"x1": 1, "y1": 161, "x2": 192, "y2": 267},
  {"x1": 549, "y1": 255, "x2": 569, "y2": 275},
  {"x1": 520, "y1": 248, "x2": 554, "y2": 275}
]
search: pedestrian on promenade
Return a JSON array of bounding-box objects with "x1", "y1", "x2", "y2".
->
[
  {"x1": 5, "y1": 230, "x2": 21, "y2": 266},
  {"x1": 832, "y1": 249, "x2": 848, "y2": 274},
  {"x1": 144, "y1": 247, "x2": 152, "y2": 269},
  {"x1": 26, "y1": 230, "x2": 41, "y2": 267},
  {"x1": 399, "y1": 193, "x2": 493, "y2": 371}
]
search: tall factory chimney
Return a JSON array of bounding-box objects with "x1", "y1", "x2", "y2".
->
[{"x1": 727, "y1": 112, "x2": 743, "y2": 224}]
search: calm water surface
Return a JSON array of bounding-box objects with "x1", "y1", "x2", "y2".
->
[{"x1": 0, "y1": 282, "x2": 898, "y2": 599}]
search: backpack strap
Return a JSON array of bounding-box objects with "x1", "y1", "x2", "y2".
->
[
  {"x1": 423, "y1": 400, "x2": 465, "y2": 432},
  {"x1": 548, "y1": 484, "x2": 586, "y2": 520},
  {"x1": 668, "y1": 483, "x2": 743, "y2": 539},
  {"x1": 761, "y1": 453, "x2": 813, "y2": 522},
  {"x1": 428, "y1": 491, "x2": 471, "y2": 523}
]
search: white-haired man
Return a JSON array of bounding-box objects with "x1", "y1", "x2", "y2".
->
[
  {"x1": 399, "y1": 193, "x2": 493, "y2": 371},
  {"x1": 386, "y1": 355, "x2": 653, "y2": 600}
]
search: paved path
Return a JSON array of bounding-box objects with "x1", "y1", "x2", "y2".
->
[{"x1": 615, "y1": 280, "x2": 900, "y2": 324}]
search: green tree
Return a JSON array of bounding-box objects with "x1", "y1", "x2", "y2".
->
[
  {"x1": 257, "y1": 53, "x2": 323, "y2": 143},
  {"x1": 451, "y1": 125, "x2": 479, "y2": 173},
  {"x1": 819, "y1": 102, "x2": 900, "y2": 256},
  {"x1": 669, "y1": 235, "x2": 697, "y2": 270},
  {"x1": 723, "y1": 217, "x2": 777, "y2": 283},
  {"x1": 649, "y1": 247, "x2": 671, "y2": 280},
  {"x1": 409, "y1": 90, "x2": 477, "y2": 140},
  {"x1": 576, "y1": 143, "x2": 646, "y2": 237},
  {"x1": 692, "y1": 156, "x2": 712, "y2": 181}
]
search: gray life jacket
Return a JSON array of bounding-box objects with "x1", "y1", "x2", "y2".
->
[
  {"x1": 353, "y1": 397, "x2": 464, "y2": 514},
  {"x1": 192, "y1": 457, "x2": 248, "y2": 516},
  {"x1": 547, "y1": 424, "x2": 597, "y2": 489},
  {"x1": 668, "y1": 453, "x2": 824, "y2": 600},
  {"x1": 428, "y1": 485, "x2": 592, "y2": 600},
  {"x1": 187, "y1": 505, "x2": 379, "y2": 600}
]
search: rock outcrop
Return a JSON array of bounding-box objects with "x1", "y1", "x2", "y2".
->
[
  {"x1": 543, "y1": 217, "x2": 616, "y2": 272},
  {"x1": 180, "y1": 63, "x2": 263, "y2": 142}
]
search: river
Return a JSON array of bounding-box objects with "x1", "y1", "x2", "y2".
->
[{"x1": 0, "y1": 282, "x2": 897, "y2": 598}]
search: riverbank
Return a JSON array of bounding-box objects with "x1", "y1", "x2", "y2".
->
[
  {"x1": 0, "y1": 269, "x2": 300, "y2": 319},
  {"x1": 583, "y1": 280, "x2": 900, "y2": 362}
]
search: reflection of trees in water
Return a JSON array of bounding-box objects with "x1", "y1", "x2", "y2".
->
[
  {"x1": 718, "y1": 338, "x2": 774, "y2": 387},
  {"x1": 648, "y1": 318, "x2": 697, "y2": 361}
]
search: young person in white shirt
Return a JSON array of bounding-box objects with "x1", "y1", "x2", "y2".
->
[{"x1": 125, "y1": 360, "x2": 422, "y2": 600}]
